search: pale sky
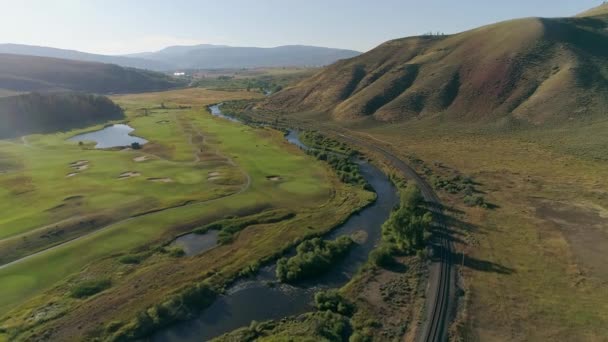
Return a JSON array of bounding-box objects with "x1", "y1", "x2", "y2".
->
[{"x1": 0, "y1": 0, "x2": 601, "y2": 55}]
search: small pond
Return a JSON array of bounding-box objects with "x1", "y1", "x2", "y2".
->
[
  {"x1": 68, "y1": 124, "x2": 148, "y2": 149},
  {"x1": 172, "y1": 230, "x2": 220, "y2": 256}
]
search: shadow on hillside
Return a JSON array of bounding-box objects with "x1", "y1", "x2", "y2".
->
[{"x1": 457, "y1": 253, "x2": 515, "y2": 275}]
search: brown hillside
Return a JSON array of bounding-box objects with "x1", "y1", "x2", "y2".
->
[{"x1": 263, "y1": 13, "x2": 608, "y2": 125}]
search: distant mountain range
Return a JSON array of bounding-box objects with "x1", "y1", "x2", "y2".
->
[{"x1": 0, "y1": 43, "x2": 361, "y2": 71}]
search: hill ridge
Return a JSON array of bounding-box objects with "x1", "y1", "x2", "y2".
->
[{"x1": 263, "y1": 13, "x2": 608, "y2": 126}]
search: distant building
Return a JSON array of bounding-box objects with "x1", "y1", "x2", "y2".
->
[{"x1": 173, "y1": 72, "x2": 186, "y2": 76}]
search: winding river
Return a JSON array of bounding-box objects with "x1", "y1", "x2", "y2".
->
[{"x1": 153, "y1": 105, "x2": 398, "y2": 341}]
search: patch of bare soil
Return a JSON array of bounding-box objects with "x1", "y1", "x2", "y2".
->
[
  {"x1": 266, "y1": 175, "x2": 282, "y2": 181},
  {"x1": 347, "y1": 257, "x2": 428, "y2": 341},
  {"x1": 118, "y1": 171, "x2": 141, "y2": 179},
  {"x1": 534, "y1": 199, "x2": 608, "y2": 281}
]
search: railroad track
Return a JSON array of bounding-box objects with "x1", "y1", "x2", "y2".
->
[
  {"x1": 323, "y1": 130, "x2": 453, "y2": 342},
  {"x1": 245, "y1": 111, "x2": 453, "y2": 341}
]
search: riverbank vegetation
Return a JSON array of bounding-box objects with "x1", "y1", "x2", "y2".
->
[
  {"x1": 194, "y1": 209, "x2": 295, "y2": 244},
  {"x1": 299, "y1": 131, "x2": 357, "y2": 156},
  {"x1": 381, "y1": 184, "x2": 432, "y2": 254},
  {"x1": 213, "y1": 310, "x2": 351, "y2": 342},
  {"x1": 276, "y1": 236, "x2": 354, "y2": 283}
]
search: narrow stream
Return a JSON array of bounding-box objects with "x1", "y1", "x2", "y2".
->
[{"x1": 153, "y1": 105, "x2": 398, "y2": 341}]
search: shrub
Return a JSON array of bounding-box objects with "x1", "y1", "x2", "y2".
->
[
  {"x1": 369, "y1": 245, "x2": 394, "y2": 268},
  {"x1": 70, "y1": 278, "x2": 111, "y2": 298},
  {"x1": 314, "y1": 289, "x2": 355, "y2": 316},
  {"x1": 131, "y1": 142, "x2": 142, "y2": 149},
  {"x1": 167, "y1": 247, "x2": 185, "y2": 257},
  {"x1": 464, "y1": 195, "x2": 486, "y2": 207},
  {"x1": 276, "y1": 236, "x2": 354, "y2": 282},
  {"x1": 118, "y1": 254, "x2": 145, "y2": 264}
]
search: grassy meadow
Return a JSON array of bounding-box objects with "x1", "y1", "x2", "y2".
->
[
  {"x1": 0, "y1": 88, "x2": 373, "y2": 341},
  {"x1": 346, "y1": 118, "x2": 608, "y2": 340}
]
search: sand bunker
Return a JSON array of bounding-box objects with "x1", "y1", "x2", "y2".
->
[
  {"x1": 266, "y1": 175, "x2": 282, "y2": 181},
  {"x1": 148, "y1": 177, "x2": 173, "y2": 183},
  {"x1": 70, "y1": 160, "x2": 88, "y2": 167},
  {"x1": 156, "y1": 120, "x2": 170, "y2": 124},
  {"x1": 207, "y1": 171, "x2": 224, "y2": 181},
  {"x1": 133, "y1": 156, "x2": 150, "y2": 162},
  {"x1": 118, "y1": 171, "x2": 141, "y2": 179},
  {"x1": 67, "y1": 160, "x2": 90, "y2": 177}
]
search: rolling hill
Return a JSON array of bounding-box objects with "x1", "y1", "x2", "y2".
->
[
  {"x1": 0, "y1": 54, "x2": 184, "y2": 94},
  {"x1": 263, "y1": 8, "x2": 608, "y2": 126},
  {"x1": 128, "y1": 45, "x2": 361, "y2": 69},
  {"x1": 0, "y1": 44, "x2": 170, "y2": 71},
  {"x1": 0, "y1": 92, "x2": 124, "y2": 138}
]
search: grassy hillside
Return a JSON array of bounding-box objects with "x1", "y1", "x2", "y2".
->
[
  {"x1": 0, "y1": 54, "x2": 184, "y2": 94},
  {"x1": 264, "y1": 13, "x2": 608, "y2": 126},
  {"x1": 0, "y1": 44, "x2": 171, "y2": 71},
  {"x1": 0, "y1": 92, "x2": 123, "y2": 138},
  {"x1": 577, "y1": 3, "x2": 608, "y2": 17}
]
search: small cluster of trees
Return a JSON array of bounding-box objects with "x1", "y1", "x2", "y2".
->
[
  {"x1": 314, "y1": 289, "x2": 355, "y2": 316},
  {"x1": 0, "y1": 92, "x2": 124, "y2": 139},
  {"x1": 276, "y1": 236, "x2": 354, "y2": 283},
  {"x1": 307, "y1": 149, "x2": 367, "y2": 187},
  {"x1": 382, "y1": 184, "x2": 433, "y2": 254}
]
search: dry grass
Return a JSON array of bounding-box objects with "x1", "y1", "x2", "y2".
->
[
  {"x1": 354, "y1": 123, "x2": 608, "y2": 341},
  {"x1": 111, "y1": 88, "x2": 264, "y2": 108}
]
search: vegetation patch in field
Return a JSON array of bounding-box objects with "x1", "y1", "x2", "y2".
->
[
  {"x1": 70, "y1": 278, "x2": 111, "y2": 299},
  {"x1": 276, "y1": 236, "x2": 354, "y2": 283},
  {"x1": 194, "y1": 209, "x2": 295, "y2": 244}
]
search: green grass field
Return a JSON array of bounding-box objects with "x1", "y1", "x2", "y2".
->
[{"x1": 0, "y1": 89, "x2": 372, "y2": 341}]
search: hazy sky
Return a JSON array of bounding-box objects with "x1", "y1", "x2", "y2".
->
[{"x1": 0, "y1": 0, "x2": 601, "y2": 54}]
